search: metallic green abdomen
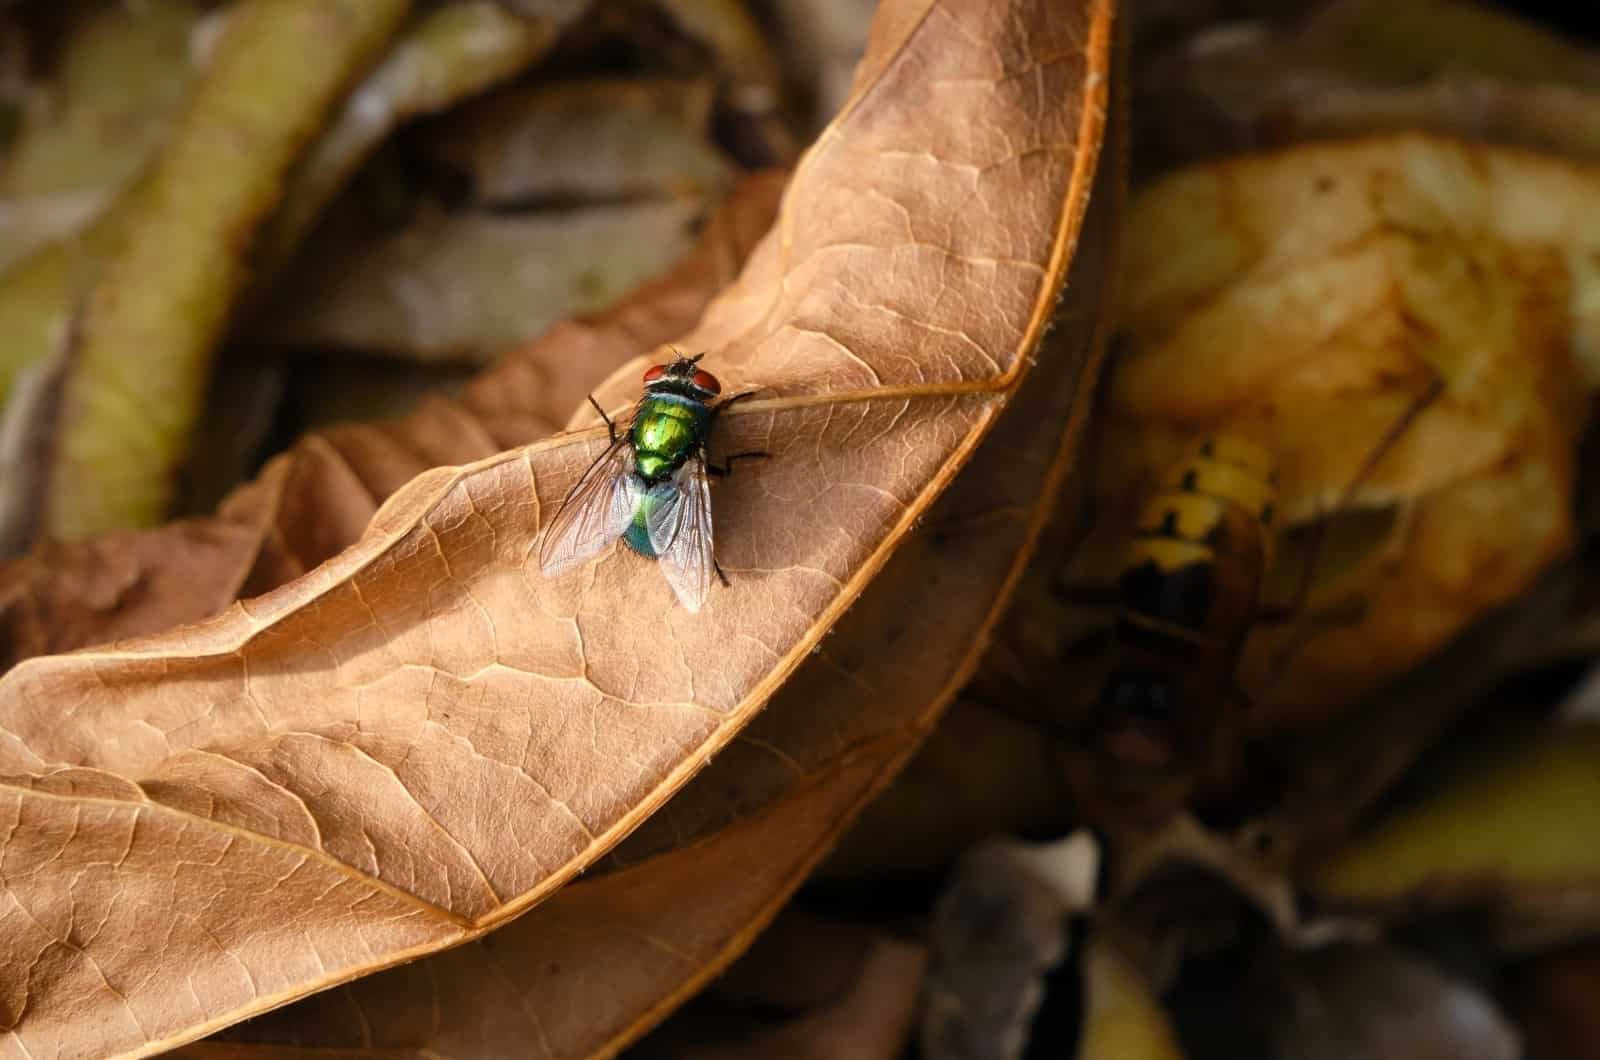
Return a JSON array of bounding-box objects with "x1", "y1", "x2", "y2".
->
[
  {"x1": 623, "y1": 495, "x2": 662, "y2": 556},
  {"x1": 631, "y1": 394, "x2": 709, "y2": 481}
]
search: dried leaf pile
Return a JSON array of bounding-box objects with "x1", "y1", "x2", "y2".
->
[{"x1": 5, "y1": 1, "x2": 1600, "y2": 1059}]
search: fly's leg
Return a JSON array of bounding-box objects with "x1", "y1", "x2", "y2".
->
[
  {"x1": 707, "y1": 388, "x2": 770, "y2": 591},
  {"x1": 712, "y1": 389, "x2": 764, "y2": 417},
  {"x1": 588, "y1": 396, "x2": 618, "y2": 444},
  {"x1": 706, "y1": 387, "x2": 771, "y2": 477},
  {"x1": 707, "y1": 451, "x2": 770, "y2": 478}
]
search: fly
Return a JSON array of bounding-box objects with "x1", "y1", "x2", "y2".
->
[
  {"x1": 1065, "y1": 378, "x2": 1445, "y2": 831},
  {"x1": 537, "y1": 353, "x2": 763, "y2": 611}
]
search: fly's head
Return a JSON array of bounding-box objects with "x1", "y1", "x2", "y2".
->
[{"x1": 642, "y1": 352, "x2": 721, "y2": 401}]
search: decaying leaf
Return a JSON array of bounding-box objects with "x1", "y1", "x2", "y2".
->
[
  {"x1": 179, "y1": 765, "x2": 904, "y2": 1060},
  {"x1": 1261, "y1": 562, "x2": 1575, "y2": 859},
  {"x1": 1261, "y1": 78, "x2": 1600, "y2": 162},
  {"x1": 1135, "y1": 0, "x2": 1600, "y2": 172},
  {"x1": 426, "y1": 76, "x2": 733, "y2": 206},
  {"x1": 0, "y1": 2, "x2": 1112, "y2": 1055},
  {"x1": 0, "y1": 168, "x2": 784, "y2": 672},
  {"x1": 1309, "y1": 725, "x2": 1600, "y2": 919},
  {"x1": 42, "y1": 0, "x2": 413, "y2": 540},
  {"x1": 649, "y1": 0, "x2": 786, "y2": 115},
  {"x1": 1078, "y1": 934, "x2": 1187, "y2": 1060},
  {"x1": 254, "y1": 0, "x2": 586, "y2": 289},
  {"x1": 0, "y1": 0, "x2": 201, "y2": 271},
  {"x1": 1065, "y1": 134, "x2": 1593, "y2": 722},
  {"x1": 765, "y1": 0, "x2": 879, "y2": 128},
  {"x1": 267, "y1": 199, "x2": 707, "y2": 363},
  {"x1": 0, "y1": 341, "x2": 69, "y2": 555}
]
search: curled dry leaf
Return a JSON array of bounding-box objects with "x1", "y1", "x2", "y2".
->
[
  {"x1": 0, "y1": 1, "x2": 1112, "y2": 1055},
  {"x1": 268, "y1": 199, "x2": 707, "y2": 363},
  {"x1": 1062, "y1": 134, "x2": 1593, "y2": 721},
  {"x1": 42, "y1": 0, "x2": 414, "y2": 540},
  {"x1": 0, "y1": 169, "x2": 786, "y2": 672},
  {"x1": 179, "y1": 770, "x2": 898, "y2": 1060},
  {"x1": 195, "y1": 68, "x2": 1123, "y2": 1053}
]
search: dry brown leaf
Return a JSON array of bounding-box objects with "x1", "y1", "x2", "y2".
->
[
  {"x1": 268, "y1": 199, "x2": 708, "y2": 363},
  {"x1": 0, "y1": 170, "x2": 786, "y2": 673},
  {"x1": 1260, "y1": 78, "x2": 1600, "y2": 162},
  {"x1": 0, "y1": 1, "x2": 1112, "y2": 1054},
  {"x1": 426, "y1": 77, "x2": 732, "y2": 206},
  {"x1": 1133, "y1": 0, "x2": 1600, "y2": 174},
  {"x1": 174, "y1": 760, "x2": 902, "y2": 1060},
  {"x1": 189, "y1": 70, "x2": 1124, "y2": 1053}
]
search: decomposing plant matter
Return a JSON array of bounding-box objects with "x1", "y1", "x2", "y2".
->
[{"x1": 6, "y1": 1, "x2": 1600, "y2": 1058}]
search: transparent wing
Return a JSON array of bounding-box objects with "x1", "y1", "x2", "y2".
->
[
  {"x1": 538, "y1": 438, "x2": 642, "y2": 577},
  {"x1": 646, "y1": 455, "x2": 715, "y2": 613}
]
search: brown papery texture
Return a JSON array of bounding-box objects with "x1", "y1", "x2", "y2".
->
[
  {"x1": 0, "y1": 0, "x2": 1111, "y2": 1055},
  {"x1": 186, "y1": 80, "x2": 1122, "y2": 1053},
  {"x1": 0, "y1": 171, "x2": 786, "y2": 672}
]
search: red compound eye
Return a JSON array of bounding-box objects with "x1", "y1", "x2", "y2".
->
[
  {"x1": 691, "y1": 369, "x2": 722, "y2": 395},
  {"x1": 642, "y1": 363, "x2": 667, "y2": 384}
]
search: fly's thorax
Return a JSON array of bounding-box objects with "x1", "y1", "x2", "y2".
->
[{"x1": 631, "y1": 393, "x2": 711, "y2": 481}]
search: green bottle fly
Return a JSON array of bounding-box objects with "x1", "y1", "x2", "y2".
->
[{"x1": 538, "y1": 354, "x2": 758, "y2": 611}]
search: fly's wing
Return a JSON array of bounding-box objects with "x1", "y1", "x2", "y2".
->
[
  {"x1": 538, "y1": 438, "x2": 643, "y2": 577},
  {"x1": 645, "y1": 455, "x2": 715, "y2": 612}
]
